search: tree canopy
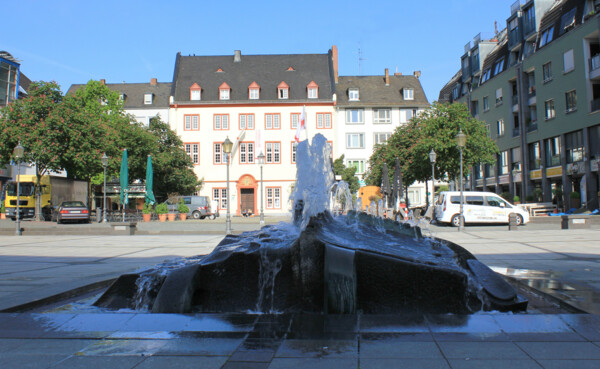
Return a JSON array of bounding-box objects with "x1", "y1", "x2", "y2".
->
[
  {"x1": 333, "y1": 155, "x2": 360, "y2": 195},
  {"x1": 0, "y1": 80, "x2": 201, "y2": 208},
  {"x1": 365, "y1": 102, "x2": 498, "y2": 189}
]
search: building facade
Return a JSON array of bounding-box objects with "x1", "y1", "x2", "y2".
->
[
  {"x1": 168, "y1": 49, "x2": 337, "y2": 215},
  {"x1": 441, "y1": 0, "x2": 600, "y2": 210},
  {"x1": 335, "y1": 70, "x2": 430, "y2": 206},
  {"x1": 68, "y1": 78, "x2": 171, "y2": 126}
]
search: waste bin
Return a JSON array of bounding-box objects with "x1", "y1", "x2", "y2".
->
[
  {"x1": 97, "y1": 208, "x2": 102, "y2": 223},
  {"x1": 561, "y1": 215, "x2": 569, "y2": 230},
  {"x1": 508, "y1": 213, "x2": 518, "y2": 230}
]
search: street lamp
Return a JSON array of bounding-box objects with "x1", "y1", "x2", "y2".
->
[
  {"x1": 512, "y1": 167, "x2": 519, "y2": 203},
  {"x1": 429, "y1": 149, "x2": 436, "y2": 208},
  {"x1": 13, "y1": 142, "x2": 24, "y2": 236},
  {"x1": 256, "y1": 151, "x2": 265, "y2": 225},
  {"x1": 101, "y1": 153, "x2": 109, "y2": 223},
  {"x1": 223, "y1": 137, "x2": 233, "y2": 235},
  {"x1": 456, "y1": 129, "x2": 467, "y2": 231}
]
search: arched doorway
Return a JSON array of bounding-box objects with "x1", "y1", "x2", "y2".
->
[{"x1": 237, "y1": 174, "x2": 258, "y2": 216}]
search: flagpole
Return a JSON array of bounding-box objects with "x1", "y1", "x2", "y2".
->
[{"x1": 303, "y1": 105, "x2": 308, "y2": 141}]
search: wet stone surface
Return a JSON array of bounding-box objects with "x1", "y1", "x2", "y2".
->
[{"x1": 1, "y1": 312, "x2": 600, "y2": 368}]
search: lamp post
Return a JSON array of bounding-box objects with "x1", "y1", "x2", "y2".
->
[
  {"x1": 101, "y1": 153, "x2": 108, "y2": 223},
  {"x1": 429, "y1": 149, "x2": 436, "y2": 208},
  {"x1": 256, "y1": 151, "x2": 265, "y2": 225},
  {"x1": 223, "y1": 137, "x2": 233, "y2": 234},
  {"x1": 13, "y1": 142, "x2": 24, "y2": 236},
  {"x1": 456, "y1": 130, "x2": 467, "y2": 231}
]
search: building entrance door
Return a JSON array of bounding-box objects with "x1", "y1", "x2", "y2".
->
[{"x1": 240, "y1": 188, "x2": 255, "y2": 215}]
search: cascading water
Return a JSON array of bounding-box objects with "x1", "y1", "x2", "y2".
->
[{"x1": 95, "y1": 133, "x2": 527, "y2": 315}]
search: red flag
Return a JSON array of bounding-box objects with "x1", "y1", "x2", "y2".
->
[{"x1": 295, "y1": 106, "x2": 306, "y2": 143}]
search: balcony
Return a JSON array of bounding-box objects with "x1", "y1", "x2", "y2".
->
[
  {"x1": 508, "y1": 27, "x2": 523, "y2": 51},
  {"x1": 512, "y1": 94, "x2": 519, "y2": 105},
  {"x1": 527, "y1": 121, "x2": 538, "y2": 132},
  {"x1": 589, "y1": 54, "x2": 600, "y2": 80}
]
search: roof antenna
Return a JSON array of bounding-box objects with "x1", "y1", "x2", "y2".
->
[
  {"x1": 494, "y1": 21, "x2": 498, "y2": 35},
  {"x1": 358, "y1": 44, "x2": 366, "y2": 75}
]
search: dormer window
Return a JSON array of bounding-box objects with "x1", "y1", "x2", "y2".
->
[
  {"x1": 144, "y1": 93, "x2": 153, "y2": 105},
  {"x1": 248, "y1": 81, "x2": 260, "y2": 100},
  {"x1": 403, "y1": 88, "x2": 414, "y2": 100},
  {"x1": 119, "y1": 93, "x2": 126, "y2": 101},
  {"x1": 348, "y1": 88, "x2": 359, "y2": 101},
  {"x1": 307, "y1": 81, "x2": 318, "y2": 99},
  {"x1": 219, "y1": 82, "x2": 230, "y2": 100},
  {"x1": 190, "y1": 83, "x2": 201, "y2": 101},
  {"x1": 278, "y1": 81, "x2": 289, "y2": 99}
]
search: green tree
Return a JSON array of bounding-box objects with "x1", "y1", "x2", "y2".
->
[
  {"x1": 366, "y1": 102, "x2": 497, "y2": 189},
  {"x1": 333, "y1": 155, "x2": 360, "y2": 194},
  {"x1": 147, "y1": 116, "x2": 202, "y2": 200}
]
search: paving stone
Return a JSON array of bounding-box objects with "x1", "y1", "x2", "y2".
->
[
  {"x1": 438, "y1": 341, "x2": 529, "y2": 359},
  {"x1": 560, "y1": 314, "x2": 600, "y2": 341},
  {"x1": 50, "y1": 355, "x2": 145, "y2": 369},
  {"x1": 0, "y1": 353, "x2": 70, "y2": 369},
  {"x1": 447, "y1": 359, "x2": 542, "y2": 369},
  {"x1": 359, "y1": 358, "x2": 450, "y2": 369},
  {"x1": 134, "y1": 356, "x2": 228, "y2": 369},
  {"x1": 221, "y1": 361, "x2": 270, "y2": 369},
  {"x1": 229, "y1": 349, "x2": 274, "y2": 362},
  {"x1": 155, "y1": 337, "x2": 244, "y2": 356},
  {"x1": 0, "y1": 338, "x2": 27, "y2": 353},
  {"x1": 516, "y1": 341, "x2": 600, "y2": 360},
  {"x1": 8, "y1": 338, "x2": 96, "y2": 355},
  {"x1": 360, "y1": 340, "x2": 443, "y2": 359},
  {"x1": 275, "y1": 339, "x2": 357, "y2": 359},
  {"x1": 79, "y1": 339, "x2": 168, "y2": 356},
  {"x1": 537, "y1": 360, "x2": 600, "y2": 369},
  {"x1": 268, "y1": 357, "x2": 357, "y2": 369}
]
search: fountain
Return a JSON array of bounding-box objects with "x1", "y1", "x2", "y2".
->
[{"x1": 94, "y1": 134, "x2": 527, "y2": 314}]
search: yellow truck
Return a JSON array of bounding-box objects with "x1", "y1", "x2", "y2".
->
[{"x1": 3, "y1": 175, "x2": 88, "y2": 221}]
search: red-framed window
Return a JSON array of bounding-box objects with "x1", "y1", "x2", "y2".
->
[
  {"x1": 239, "y1": 114, "x2": 255, "y2": 130},
  {"x1": 239, "y1": 142, "x2": 255, "y2": 164},
  {"x1": 278, "y1": 81, "x2": 289, "y2": 99},
  {"x1": 214, "y1": 114, "x2": 229, "y2": 130},
  {"x1": 307, "y1": 81, "x2": 319, "y2": 99},
  {"x1": 190, "y1": 83, "x2": 201, "y2": 101},
  {"x1": 265, "y1": 113, "x2": 281, "y2": 130},
  {"x1": 316, "y1": 113, "x2": 332, "y2": 129},
  {"x1": 213, "y1": 188, "x2": 227, "y2": 210},
  {"x1": 291, "y1": 141, "x2": 298, "y2": 164},
  {"x1": 265, "y1": 142, "x2": 281, "y2": 164},
  {"x1": 184, "y1": 115, "x2": 200, "y2": 131},
  {"x1": 248, "y1": 81, "x2": 260, "y2": 100},
  {"x1": 219, "y1": 82, "x2": 230, "y2": 100},
  {"x1": 213, "y1": 142, "x2": 225, "y2": 164},
  {"x1": 266, "y1": 187, "x2": 281, "y2": 209},
  {"x1": 291, "y1": 113, "x2": 300, "y2": 129},
  {"x1": 184, "y1": 143, "x2": 200, "y2": 165}
]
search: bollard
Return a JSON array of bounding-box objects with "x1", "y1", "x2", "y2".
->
[
  {"x1": 508, "y1": 213, "x2": 518, "y2": 230},
  {"x1": 97, "y1": 208, "x2": 102, "y2": 223},
  {"x1": 561, "y1": 215, "x2": 569, "y2": 230}
]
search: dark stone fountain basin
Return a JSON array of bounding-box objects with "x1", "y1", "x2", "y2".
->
[{"x1": 94, "y1": 212, "x2": 527, "y2": 314}]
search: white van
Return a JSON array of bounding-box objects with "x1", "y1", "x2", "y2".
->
[{"x1": 435, "y1": 191, "x2": 529, "y2": 226}]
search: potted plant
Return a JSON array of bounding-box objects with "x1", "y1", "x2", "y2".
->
[
  {"x1": 513, "y1": 195, "x2": 520, "y2": 204},
  {"x1": 501, "y1": 192, "x2": 512, "y2": 203},
  {"x1": 569, "y1": 191, "x2": 581, "y2": 209},
  {"x1": 178, "y1": 199, "x2": 189, "y2": 221},
  {"x1": 167, "y1": 209, "x2": 177, "y2": 222},
  {"x1": 532, "y1": 188, "x2": 543, "y2": 203},
  {"x1": 155, "y1": 203, "x2": 168, "y2": 222},
  {"x1": 0, "y1": 203, "x2": 5, "y2": 220},
  {"x1": 525, "y1": 195, "x2": 534, "y2": 203},
  {"x1": 142, "y1": 203, "x2": 153, "y2": 222}
]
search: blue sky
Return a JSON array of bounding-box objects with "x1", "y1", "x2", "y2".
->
[{"x1": 3, "y1": 0, "x2": 516, "y2": 101}]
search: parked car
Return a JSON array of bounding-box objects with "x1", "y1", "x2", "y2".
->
[
  {"x1": 167, "y1": 196, "x2": 215, "y2": 219},
  {"x1": 55, "y1": 201, "x2": 90, "y2": 224},
  {"x1": 435, "y1": 191, "x2": 530, "y2": 227}
]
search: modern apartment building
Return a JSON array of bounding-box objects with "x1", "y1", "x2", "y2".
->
[
  {"x1": 441, "y1": 0, "x2": 600, "y2": 210},
  {"x1": 335, "y1": 70, "x2": 430, "y2": 206}
]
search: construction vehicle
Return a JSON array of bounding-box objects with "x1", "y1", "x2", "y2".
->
[{"x1": 3, "y1": 175, "x2": 88, "y2": 221}]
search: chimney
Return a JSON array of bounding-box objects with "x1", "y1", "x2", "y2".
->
[
  {"x1": 385, "y1": 68, "x2": 390, "y2": 86},
  {"x1": 332, "y1": 45, "x2": 339, "y2": 84},
  {"x1": 234, "y1": 50, "x2": 241, "y2": 63},
  {"x1": 150, "y1": 78, "x2": 157, "y2": 86},
  {"x1": 394, "y1": 72, "x2": 402, "y2": 76},
  {"x1": 413, "y1": 71, "x2": 421, "y2": 79},
  {"x1": 100, "y1": 79, "x2": 106, "y2": 85}
]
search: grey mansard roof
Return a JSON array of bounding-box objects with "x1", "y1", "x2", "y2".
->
[
  {"x1": 67, "y1": 81, "x2": 172, "y2": 109},
  {"x1": 336, "y1": 74, "x2": 429, "y2": 107},
  {"x1": 171, "y1": 51, "x2": 335, "y2": 104}
]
